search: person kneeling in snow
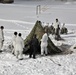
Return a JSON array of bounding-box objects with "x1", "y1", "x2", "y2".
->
[
  {"x1": 41, "y1": 32, "x2": 48, "y2": 56},
  {"x1": 61, "y1": 23, "x2": 68, "y2": 34},
  {"x1": 15, "y1": 33, "x2": 24, "y2": 60}
]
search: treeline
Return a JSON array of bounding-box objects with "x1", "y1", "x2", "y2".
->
[{"x1": 0, "y1": 0, "x2": 14, "y2": 3}]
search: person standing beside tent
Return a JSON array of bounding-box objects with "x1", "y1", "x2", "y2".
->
[
  {"x1": 41, "y1": 32, "x2": 48, "y2": 56},
  {"x1": 15, "y1": 33, "x2": 24, "y2": 60},
  {"x1": 11, "y1": 31, "x2": 17, "y2": 55},
  {"x1": 54, "y1": 18, "x2": 61, "y2": 34},
  {"x1": 49, "y1": 23, "x2": 55, "y2": 35},
  {"x1": 55, "y1": 25, "x2": 61, "y2": 40},
  {"x1": 29, "y1": 34, "x2": 39, "y2": 59},
  {"x1": 0, "y1": 26, "x2": 4, "y2": 51},
  {"x1": 54, "y1": 18, "x2": 61, "y2": 39}
]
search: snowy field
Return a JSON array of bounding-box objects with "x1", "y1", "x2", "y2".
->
[{"x1": 0, "y1": 0, "x2": 76, "y2": 75}]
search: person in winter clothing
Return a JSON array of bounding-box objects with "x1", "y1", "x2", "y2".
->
[
  {"x1": 41, "y1": 32, "x2": 48, "y2": 56},
  {"x1": 12, "y1": 32, "x2": 17, "y2": 55},
  {"x1": 61, "y1": 23, "x2": 68, "y2": 34},
  {"x1": 0, "y1": 26, "x2": 4, "y2": 51},
  {"x1": 49, "y1": 23, "x2": 55, "y2": 35},
  {"x1": 15, "y1": 33, "x2": 24, "y2": 60},
  {"x1": 29, "y1": 34, "x2": 39, "y2": 59},
  {"x1": 54, "y1": 18, "x2": 61, "y2": 34},
  {"x1": 55, "y1": 25, "x2": 61, "y2": 41}
]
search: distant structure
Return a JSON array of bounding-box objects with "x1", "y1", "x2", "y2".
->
[
  {"x1": 0, "y1": 0, "x2": 14, "y2": 3},
  {"x1": 55, "y1": 0, "x2": 76, "y2": 1}
]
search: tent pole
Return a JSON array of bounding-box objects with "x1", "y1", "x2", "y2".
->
[{"x1": 36, "y1": 5, "x2": 41, "y2": 20}]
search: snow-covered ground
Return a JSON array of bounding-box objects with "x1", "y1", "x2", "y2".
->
[{"x1": 0, "y1": 0, "x2": 76, "y2": 75}]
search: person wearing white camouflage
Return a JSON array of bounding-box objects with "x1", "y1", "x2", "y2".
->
[
  {"x1": 12, "y1": 32, "x2": 17, "y2": 55},
  {"x1": 15, "y1": 33, "x2": 24, "y2": 60},
  {"x1": 41, "y1": 32, "x2": 48, "y2": 56},
  {"x1": 0, "y1": 26, "x2": 4, "y2": 51}
]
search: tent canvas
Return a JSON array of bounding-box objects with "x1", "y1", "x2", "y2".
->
[{"x1": 24, "y1": 20, "x2": 62, "y2": 54}]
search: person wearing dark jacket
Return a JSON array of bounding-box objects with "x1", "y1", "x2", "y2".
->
[
  {"x1": 29, "y1": 34, "x2": 39, "y2": 59},
  {"x1": 55, "y1": 25, "x2": 61, "y2": 41}
]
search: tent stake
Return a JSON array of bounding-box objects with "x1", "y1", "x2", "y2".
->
[{"x1": 46, "y1": 57, "x2": 61, "y2": 66}]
